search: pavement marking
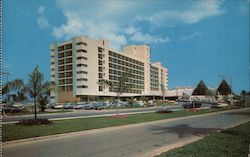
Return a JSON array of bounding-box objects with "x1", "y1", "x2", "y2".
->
[{"x1": 3, "y1": 107, "x2": 249, "y2": 147}]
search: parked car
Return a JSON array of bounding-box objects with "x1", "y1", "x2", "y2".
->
[
  {"x1": 74, "y1": 104, "x2": 85, "y2": 110},
  {"x1": 148, "y1": 100, "x2": 155, "y2": 106},
  {"x1": 4, "y1": 106, "x2": 21, "y2": 113},
  {"x1": 63, "y1": 103, "x2": 76, "y2": 109},
  {"x1": 54, "y1": 104, "x2": 64, "y2": 109},
  {"x1": 182, "y1": 101, "x2": 202, "y2": 109}
]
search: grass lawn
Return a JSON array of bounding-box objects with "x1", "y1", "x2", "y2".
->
[
  {"x1": 156, "y1": 121, "x2": 250, "y2": 157},
  {"x1": 2, "y1": 106, "x2": 243, "y2": 142}
]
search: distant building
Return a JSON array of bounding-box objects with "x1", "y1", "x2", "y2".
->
[
  {"x1": 216, "y1": 80, "x2": 233, "y2": 95},
  {"x1": 50, "y1": 35, "x2": 168, "y2": 103},
  {"x1": 192, "y1": 80, "x2": 210, "y2": 96}
]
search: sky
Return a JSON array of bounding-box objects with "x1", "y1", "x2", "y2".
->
[{"x1": 2, "y1": 0, "x2": 250, "y2": 94}]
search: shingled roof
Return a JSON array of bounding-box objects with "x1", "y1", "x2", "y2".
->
[
  {"x1": 216, "y1": 80, "x2": 233, "y2": 95},
  {"x1": 192, "y1": 80, "x2": 210, "y2": 95}
]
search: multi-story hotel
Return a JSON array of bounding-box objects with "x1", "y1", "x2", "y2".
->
[{"x1": 50, "y1": 35, "x2": 168, "y2": 103}]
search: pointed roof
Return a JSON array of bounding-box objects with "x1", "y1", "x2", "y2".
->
[
  {"x1": 216, "y1": 80, "x2": 233, "y2": 95},
  {"x1": 192, "y1": 80, "x2": 210, "y2": 95}
]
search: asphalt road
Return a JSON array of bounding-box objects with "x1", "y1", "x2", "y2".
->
[
  {"x1": 3, "y1": 105, "x2": 183, "y2": 123},
  {"x1": 3, "y1": 108, "x2": 250, "y2": 157}
]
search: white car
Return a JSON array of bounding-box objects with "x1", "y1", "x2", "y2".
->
[{"x1": 54, "y1": 104, "x2": 64, "y2": 109}]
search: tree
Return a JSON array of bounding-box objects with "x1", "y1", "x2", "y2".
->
[
  {"x1": 9, "y1": 79, "x2": 28, "y2": 102},
  {"x1": 160, "y1": 82, "x2": 165, "y2": 101},
  {"x1": 2, "y1": 79, "x2": 28, "y2": 102},
  {"x1": 38, "y1": 81, "x2": 55, "y2": 112},
  {"x1": 160, "y1": 82, "x2": 166, "y2": 109},
  {"x1": 98, "y1": 71, "x2": 132, "y2": 115},
  {"x1": 2, "y1": 83, "x2": 10, "y2": 102},
  {"x1": 27, "y1": 66, "x2": 53, "y2": 119}
]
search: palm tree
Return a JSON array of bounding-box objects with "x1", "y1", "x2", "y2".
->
[
  {"x1": 2, "y1": 79, "x2": 28, "y2": 102},
  {"x1": 2, "y1": 83, "x2": 10, "y2": 102},
  {"x1": 160, "y1": 82, "x2": 165, "y2": 101},
  {"x1": 27, "y1": 66, "x2": 53, "y2": 119},
  {"x1": 98, "y1": 71, "x2": 132, "y2": 115},
  {"x1": 9, "y1": 79, "x2": 28, "y2": 102},
  {"x1": 160, "y1": 82, "x2": 166, "y2": 109},
  {"x1": 38, "y1": 81, "x2": 55, "y2": 112}
]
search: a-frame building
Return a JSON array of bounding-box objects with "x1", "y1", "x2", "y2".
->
[
  {"x1": 192, "y1": 80, "x2": 210, "y2": 95},
  {"x1": 216, "y1": 80, "x2": 233, "y2": 95}
]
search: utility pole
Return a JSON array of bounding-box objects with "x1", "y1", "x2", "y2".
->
[{"x1": 3, "y1": 72, "x2": 12, "y2": 103}]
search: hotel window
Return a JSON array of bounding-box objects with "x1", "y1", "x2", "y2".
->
[
  {"x1": 58, "y1": 73, "x2": 65, "y2": 78},
  {"x1": 77, "y1": 78, "x2": 88, "y2": 81},
  {"x1": 76, "y1": 42, "x2": 87, "y2": 46},
  {"x1": 66, "y1": 85, "x2": 73, "y2": 91},
  {"x1": 65, "y1": 44, "x2": 72, "y2": 50},
  {"x1": 65, "y1": 51, "x2": 72, "y2": 57},
  {"x1": 77, "y1": 56, "x2": 87, "y2": 60},
  {"x1": 58, "y1": 66, "x2": 64, "y2": 71},
  {"x1": 98, "y1": 47, "x2": 103, "y2": 52},
  {"x1": 65, "y1": 79, "x2": 72, "y2": 84},
  {"x1": 59, "y1": 80, "x2": 65, "y2": 85},
  {"x1": 66, "y1": 58, "x2": 72, "y2": 64},
  {"x1": 66, "y1": 72, "x2": 73, "y2": 77},
  {"x1": 58, "y1": 46, "x2": 64, "y2": 52},
  {"x1": 77, "y1": 49, "x2": 87, "y2": 53},
  {"x1": 77, "y1": 64, "x2": 87, "y2": 67},
  {"x1": 66, "y1": 65, "x2": 72, "y2": 70},
  {"x1": 77, "y1": 71, "x2": 87, "y2": 74},
  {"x1": 77, "y1": 85, "x2": 88, "y2": 88},
  {"x1": 99, "y1": 86, "x2": 103, "y2": 91},
  {"x1": 58, "y1": 53, "x2": 64, "y2": 58}
]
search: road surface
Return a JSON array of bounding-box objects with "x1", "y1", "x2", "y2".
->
[
  {"x1": 3, "y1": 108, "x2": 250, "y2": 157},
  {"x1": 3, "y1": 105, "x2": 183, "y2": 123}
]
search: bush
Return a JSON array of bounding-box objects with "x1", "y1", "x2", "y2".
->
[
  {"x1": 156, "y1": 109, "x2": 173, "y2": 114},
  {"x1": 18, "y1": 118, "x2": 52, "y2": 126}
]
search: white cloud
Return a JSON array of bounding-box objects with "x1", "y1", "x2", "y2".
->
[
  {"x1": 139, "y1": 0, "x2": 225, "y2": 27},
  {"x1": 37, "y1": 16, "x2": 50, "y2": 29},
  {"x1": 131, "y1": 32, "x2": 170, "y2": 44},
  {"x1": 53, "y1": 0, "x2": 171, "y2": 50},
  {"x1": 127, "y1": 28, "x2": 170, "y2": 44},
  {"x1": 52, "y1": 0, "x2": 225, "y2": 49},
  {"x1": 37, "y1": 6, "x2": 50, "y2": 29},
  {"x1": 38, "y1": 6, "x2": 45, "y2": 14},
  {"x1": 180, "y1": 32, "x2": 202, "y2": 41}
]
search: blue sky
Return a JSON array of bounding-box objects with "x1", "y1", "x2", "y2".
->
[{"x1": 3, "y1": 0, "x2": 250, "y2": 94}]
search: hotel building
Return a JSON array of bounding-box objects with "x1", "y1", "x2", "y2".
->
[{"x1": 50, "y1": 36, "x2": 168, "y2": 103}]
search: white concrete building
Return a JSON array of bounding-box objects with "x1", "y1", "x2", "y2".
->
[{"x1": 50, "y1": 35, "x2": 168, "y2": 103}]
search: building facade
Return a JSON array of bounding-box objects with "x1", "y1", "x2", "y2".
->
[{"x1": 50, "y1": 36, "x2": 168, "y2": 103}]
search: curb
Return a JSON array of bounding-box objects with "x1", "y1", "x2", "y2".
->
[{"x1": 3, "y1": 107, "x2": 249, "y2": 146}]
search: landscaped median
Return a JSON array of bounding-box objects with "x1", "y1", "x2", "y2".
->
[
  {"x1": 155, "y1": 121, "x2": 250, "y2": 157},
  {"x1": 2, "y1": 106, "x2": 245, "y2": 142},
  {"x1": 4, "y1": 109, "x2": 72, "y2": 116}
]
